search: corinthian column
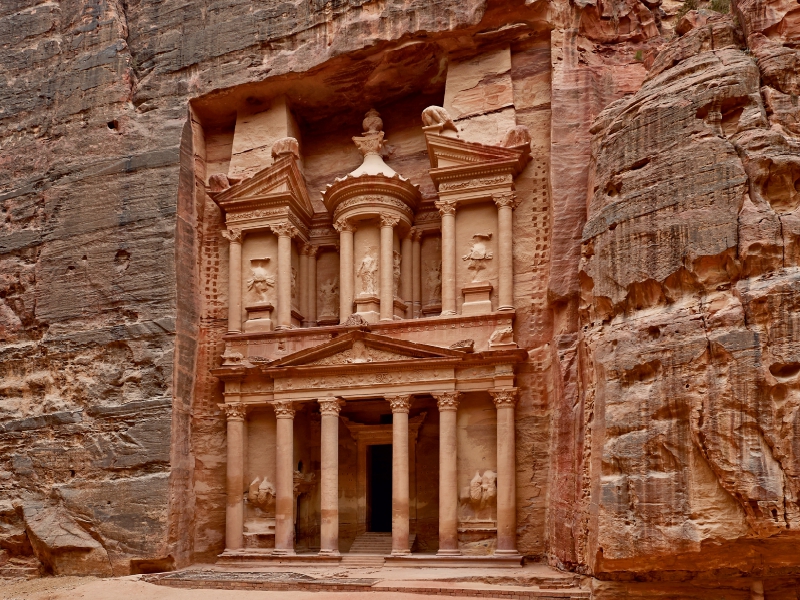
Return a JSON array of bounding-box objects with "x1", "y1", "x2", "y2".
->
[
  {"x1": 220, "y1": 402, "x2": 245, "y2": 551},
  {"x1": 493, "y1": 193, "x2": 517, "y2": 311},
  {"x1": 489, "y1": 388, "x2": 519, "y2": 555},
  {"x1": 401, "y1": 230, "x2": 413, "y2": 318},
  {"x1": 273, "y1": 400, "x2": 296, "y2": 555},
  {"x1": 222, "y1": 228, "x2": 243, "y2": 333},
  {"x1": 387, "y1": 394, "x2": 412, "y2": 555},
  {"x1": 380, "y1": 214, "x2": 399, "y2": 322},
  {"x1": 435, "y1": 200, "x2": 457, "y2": 316},
  {"x1": 334, "y1": 218, "x2": 356, "y2": 324},
  {"x1": 318, "y1": 397, "x2": 342, "y2": 555},
  {"x1": 272, "y1": 221, "x2": 298, "y2": 330},
  {"x1": 307, "y1": 245, "x2": 318, "y2": 326},
  {"x1": 433, "y1": 392, "x2": 461, "y2": 555},
  {"x1": 411, "y1": 228, "x2": 421, "y2": 319},
  {"x1": 299, "y1": 242, "x2": 310, "y2": 325}
]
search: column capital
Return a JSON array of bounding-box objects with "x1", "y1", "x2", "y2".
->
[
  {"x1": 299, "y1": 242, "x2": 313, "y2": 255},
  {"x1": 273, "y1": 400, "x2": 297, "y2": 419},
  {"x1": 219, "y1": 402, "x2": 246, "y2": 421},
  {"x1": 493, "y1": 192, "x2": 518, "y2": 209},
  {"x1": 271, "y1": 221, "x2": 299, "y2": 238},
  {"x1": 387, "y1": 394, "x2": 412, "y2": 414},
  {"x1": 380, "y1": 213, "x2": 400, "y2": 228},
  {"x1": 222, "y1": 228, "x2": 243, "y2": 244},
  {"x1": 307, "y1": 244, "x2": 320, "y2": 258},
  {"x1": 435, "y1": 199, "x2": 457, "y2": 216},
  {"x1": 318, "y1": 397, "x2": 343, "y2": 416},
  {"x1": 409, "y1": 227, "x2": 422, "y2": 242},
  {"x1": 334, "y1": 217, "x2": 357, "y2": 233},
  {"x1": 489, "y1": 388, "x2": 518, "y2": 408},
  {"x1": 433, "y1": 391, "x2": 460, "y2": 412}
]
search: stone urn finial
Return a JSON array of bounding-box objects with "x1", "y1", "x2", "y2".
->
[{"x1": 362, "y1": 109, "x2": 383, "y2": 134}]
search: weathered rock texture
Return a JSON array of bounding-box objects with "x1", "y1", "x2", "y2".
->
[{"x1": 1, "y1": 0, "x2": 800, "y2": 594}]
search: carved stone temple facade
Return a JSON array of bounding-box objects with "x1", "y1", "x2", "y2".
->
[{"x1": 209, "y1": 101, "x2": 534, "y2": 565}]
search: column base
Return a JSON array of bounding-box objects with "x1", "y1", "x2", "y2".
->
[
  {"x1": 390, "y1": 549, "x2": 411, "y2": 556},
  {"x1": 318, "y1": 549, "x2": 340, "y2": 557},
  {"x1": 440, "y1": 309, "x2": 457, "y2": 317},
  {"x1": 271, "y1": 548, "x2": 296, "y2": 556},
  {"x1": 436, "y1": 549, "x2": 462, "y2": 556},
  {"x1": 493, "y1": 549, "x2": 521, "y2": 557},
  {"x1": 497, "y1": 305, "x2": 515, "y2": 311},
  {"x1": 274, "y1": 325, "x2": 295, "y2": 331}
]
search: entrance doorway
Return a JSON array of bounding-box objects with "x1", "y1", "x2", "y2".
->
[{"x1": 368, "y1": 444, "x2": 392, "y2": 532}]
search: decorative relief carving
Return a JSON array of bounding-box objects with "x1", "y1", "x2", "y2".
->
[
  {"x1": 461, "y1": 470, "x2": 497, "y2": 515},
  {"x1": 433, "y1": 391, "x2": 460, "y2": 411},
  {"x1": 221, "y1": 348, "x2": 244, "y2": 365},
  {"x1": 291, "y1": 266, "x2": 298, "y2": 304},
  {"x1": 248, "y1": 476, "x2": 276, "y2": 512},
  {"x1": 308, "y1": 340, "x2": 409, "y2": 366},
  {"x1": 247, "y1": 258, "x2": 275, "y2": 303},
  {"x1": 387, "y1": 394, "x2": 412, "y2": 413},
  {"x1": 439, "y1": 175, "x2": 512, "y2": 191},
  {"x1": 449, "y1": 339, "x2": 475, "y2": 352},
  {"x1": 276, "y1": 367, "x2": 448, "y2": 392},
  {"x1": 273, "y1": 401, "x2": 296, "y2": 419},
  {"x1": 220, "y1": 402, "x2": 246, "y2": 421},
  {"x1": 490, "y1": 388, "x2": 518, "y2": 408},
  {"x1": 414, "y1": 211, "x2": 441, "y2": 224},
  {"x1": 435, "y1": 199, "x2": 457, "y2": 216},
  {"x1": 463, "y1": 233, "x2": 493, "y2": 282},
  {"x1": 393, "y1": 251, "x2": 401, "y2": 297},
  {"x1": 293, "y1": 470, "x2": 316, "y2": 496},
  {"x1": 425, "y1": 260, "x2": 442, "y2": 305},
  {"x1": 226, "y1": 208, "x2": 287, "y2": 223},
  {"x1": 222, "y1": 228, "x2": 242, "y2": 243},
  {"x1": 489, "y1": 326, "x2": 515, "y2": 347},
  {"x1": 271, "y1": 221, "x2": 298, "y2": 238},
  {"x1": 319, "y1": 277, "x2": 339, "y2": 319},
  {"x1": 333, "y1": 195, "x2": 413, "y2": 220},
  {"x1": 493, "y1": 192, "x2": 518, "y2": 208},
  {"x1": 380, "y1": 214, "x2": 400, "y2": 228},
  {"x1": 333, "y1": 218, "x2": 357, "y2": 233},
  {"x1": 343, "y1": 313, "x2": 369, "y2": 327},
  {"x1": 357, "y1": 246, "x2": 379, "y2": 296},
  {"x1": 318, "y1": 397, "x2": 343, "y2": 416}
]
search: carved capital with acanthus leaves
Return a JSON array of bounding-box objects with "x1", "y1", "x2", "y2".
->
[
  {"x1": 435, "y1": 200, "x2": 457, "y2": 216},
  {"x1": 271, "y1": 221, "x2": 299, "y2": 238},
  {"x1": 433, "y1": 391, "x2": 460, "y2": 412},
  {"x1": 387, "y1": 394, "x2": 412, "y2": 414},
  {"x1": 489, "y1": 388, "x2": 518, "y2": 408},
  {"x1": 333, "y1": 217, "x2": 357, "y2": 234},
  {"x1": 318, "y1": 397, "x2": 343, "y2": 416},
  {"x1": 219, "y1": 402, "x2": 246, "y2": 421},
  {"x1": 493, "y1": 192, "x2": 518, "y2": 209},
  {"x1": 273, "y1": 400, "x2": 296, "y2": 419},
  {"x1": 380, "y1": 214, "x2": 400, "y2": 229},
  {"x1": 222, "y1": 228, "x2": 242, "y2": 244}
]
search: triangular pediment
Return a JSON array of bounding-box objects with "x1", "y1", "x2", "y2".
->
[
  {"x1": 212, "y1": 155, "x2": 314, "y2": 224},
  {"x1": 264, "y1": 331, "x2": 466, "y2": 370},
  {"x1": 425, "y1": 132, "x2": 529, "y2": 172}
]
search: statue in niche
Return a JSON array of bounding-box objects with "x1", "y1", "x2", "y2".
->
[
  {"x1": 393, "y1": 251, "x2": 401, "y2": 297},
  {"x1": 357, "y1": 246, "x2": 378, "y2": 296},
  {"x1": 246, "y1": 258, "x2": 275, "y2": 303},
  {"x1": 425, "y1": 260, "x2": 442, "y2": 304},
  {"x1": 291, "y1": 267, "x2": 298, "y2": 305},
  {"x1": 462, "y1": 233, "x2": 493, "y2": 282},
  {"x1": 319, "y1": 277, "x2": 339, "y2": 318},
  {"x1": 248, "y1": 476, "x2": 276, "y2": 512},
  {"x1": 460, "y1": 470, "x2": 497, "y2": 522}
]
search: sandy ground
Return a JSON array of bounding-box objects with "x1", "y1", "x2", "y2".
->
[{"x1": 0, "y1": 575, "x2": 482, "y2": 600}]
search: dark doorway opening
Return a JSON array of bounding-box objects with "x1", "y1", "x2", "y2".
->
[{"x1": 368, "y1": 444, "x2": 392, "y2": 532}]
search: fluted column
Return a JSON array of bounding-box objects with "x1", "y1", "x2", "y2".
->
[
  {"x1": 490, "y1": 389, "x2": 519, "y2": 555},
  {"x1": 318, "y1": 397, "x2": 342, "y2": 555},
  {"x1": 401, "y1": 230, "x2": 413, "y2": 318},
  {"x1": 335, "y1": 218, "x2": 356, "y2": 324},
  {"x1": 299, "y1": 243, "x2": 310, "y2": 325},
  {"x1": 307, "y1": 245, "x2": 318, "y2": 326},
  {"x1": 272, "y1": 221, "x2": 298, "y2": 330},
  {"x1": 380, "y1": 214, "x2": 399, "y2": 322},
  {"x1": 222, "y1": 228, "x2": 243, "y2": 333},
  {"x1": 494, "y1": 192, "x2": 517, "y2": 311},
  {"x1": 435, "y1": 200, "x2": 457, "y2": 316},
  {"x1": 221, "y1": 402, "x2": 245, "y2": 551},
  {"x1": 273, "y1": 400, "x2": 296, "y2": 555},
  {"x1": 433, "y1": 392, "x2": 461, "y2": 555},
  {"x1": 388, "y1": 394, "x2": 412, "y2": 555},
  {"x1": 411, "y1": 228, "x2": 421, "y2": 318}
]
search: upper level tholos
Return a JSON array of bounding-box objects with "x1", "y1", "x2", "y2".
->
[{"x1": 207, "y1": 102, "x2": 532, "y2": 348}]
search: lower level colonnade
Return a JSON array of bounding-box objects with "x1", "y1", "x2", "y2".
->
[{"x1": 219, "y1": 388, "x2": 520, "y2": 560}]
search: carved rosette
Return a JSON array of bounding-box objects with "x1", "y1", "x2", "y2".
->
[
  {"x1": 435, "y1": 199, "x2": 457, "y2": 216},
  {"x1": 433, "y1": 391, "x2": 460, "y2": 412},
  {"x1": 219, "y1": 402, "x2": 246, "y2": 421},
  {"x1": 387, "y1": 394, "x2": 412, "y2": 414},
  {"x1": 273, "y1": 400, "x2": 297, "y2": 419},
  {"x1": 271, "y1": 221, "x2": 299, "y2": 238},
  {"x1": 380, "y1": 213, "x2": 400, "y2": 229},
  {"x1": 333, "y1": 217, "x2": 357, "y2": 233},
  {"x1": 489, "y1": 388, "x2": 518, "y2": 409},
  {"x1": 493, "y1": 192, "x2": 518, "y2": 209},
  {"x1": 222, "y1": 228, "x2": 242, "y2": 244},
  {"x1": 318, "y1": 397, "x2": 343, "y2": 416}
]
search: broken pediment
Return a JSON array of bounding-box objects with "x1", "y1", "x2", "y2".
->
[
  {"x1": 263, "y1": 330, "x2": 466, "y2": 371},
  {"x1": 211, "y1": 150, "x2": 315, "y2": 227}
]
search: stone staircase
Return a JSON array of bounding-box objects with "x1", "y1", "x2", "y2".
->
[{"x1": 340, "y1": 532, "x2": 416, "y2": 568}]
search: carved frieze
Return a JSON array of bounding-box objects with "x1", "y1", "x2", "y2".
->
[
  {"x1": 438, "y1": 175, "x2": 512, "y2": 191},
  {"x1": 332, "y1": 195, "x2": 413, "y2": 221},
  {"x1": 226, "y1": 208, "x2": 288, "y2": 223},
  {"x1": 275, "y1": 366, "x2": 450, "y2": 393}
]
